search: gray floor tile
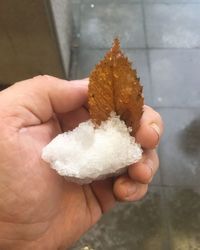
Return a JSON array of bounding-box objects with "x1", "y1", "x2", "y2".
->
[
  {"x1": 158, "y1": 108, "x2": 200, "y2": 186},
  {"x1": 71, "y1": 2, "x2": 81, "y2": 34},
  {"x1": 144, "y1": 4, "x2": 200, "y2": 48},
  {"x1": 69, "y1": 48, "x2": 79, "y2": 80},
  {"x1": 150, "y1": 168, "x2": 161, "y2": 186},
  {"x1": 71, "y1": 187, "x2": 168, "y2": 250},
  {"x1": 80, "y1": 3, "x2": 145, "y2": 48},
  {"x1": 76, "y1": 49, "x2": 102, "y2": 77},
  {"x1": 77, "y1": 49, "x2": 152, "y2": 105},
  {"x1": 83, "y1": 0, "x2": 142, "y2": 3},
  {"x1": 149, "y1": 49, "x2": 200, "y2": 107},
  {"x1": 144, "y1": 0, "x2": 200, "y2": 3},
  {"x1": 164, "y1": 187, "x2": 200, "y2": 250}
]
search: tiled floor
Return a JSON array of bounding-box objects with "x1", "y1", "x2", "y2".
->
[
  {"x1": 73, "y1": 187, "x2": 169, "y2": 250},
  {"x1": 69, "y1": 0, "x2": 200, "y2": 249},
  {"x1": 150, "y1": 50, "x2": 200, "y2": 107}
]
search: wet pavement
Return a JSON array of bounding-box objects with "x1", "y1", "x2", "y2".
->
[{"x1": 69, "y1": 0, "x2": 200, "y2": 249}]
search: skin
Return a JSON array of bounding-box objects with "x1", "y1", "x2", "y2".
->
[{"x1": 0, "y1": 76, "x2": 163, "y2": 250}]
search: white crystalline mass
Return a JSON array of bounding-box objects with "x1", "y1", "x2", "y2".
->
[{"x1": 42, "y1": 113, "x2": 142, "y2": 183}]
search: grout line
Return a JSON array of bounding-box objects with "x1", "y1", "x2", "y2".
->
[
  {"x1": 141, "y1": 1, "x2": 148, "y2": 49},
  {"x1": 75, "y1": 47, "x2": 81, "y2": 79},
  {"x1": 81, "y1": 0, "x2": 143, "y2": 4},
  {"x1": 153, "y1": 106, "x2": 200, "y2": 109},
  {"x1": 157, "y1": 143, "x2": 169, "y2": 243},
  {"x1": 160, "y1": 187, "x2": 173, "y2": 250},
  {"x1": 157, "y1": 147, "x2": 165, "y2": 187},
  {"x1": 143, "y1": 2, "x2": 200, "y2": 5},
  {"x1": 141, "y1": 1, "x2": 154, "y2": 105},
  {"x1": 142, "y1": 47, "x2": 200, "y2": 50},
  {"x1": 78, "y1": 46, "x2": 200, "y2": 50},
  {"x1": 69, "y1": 0, "x2": 82, "y2": 79},
  {"x1": 78, "y1": 47, "x2": 147, "y2": 50},
  {"x1": 69, "y1": 48, "x2": 79, "y2": 80},
  {"x1": 71, "y1": 2, "x2": 82, "y2": 48},
  {"x1": 148, "y1": 185, "x2": 170, "y2": 250},
  {"x1": 80, "y1": 0, "x2": 200, "y2": 4}
]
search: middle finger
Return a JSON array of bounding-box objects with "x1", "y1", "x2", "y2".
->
[{"x1": 128, "y1": 149, "x2": 159, "y2": 184}]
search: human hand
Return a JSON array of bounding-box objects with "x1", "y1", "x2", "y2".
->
[{"x1": 0, "y1": 76, "x2": 163, "y2": 250}]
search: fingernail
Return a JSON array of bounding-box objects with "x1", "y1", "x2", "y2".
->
[{"x1": 126, "y1": 183, "x2": 137, "y2": 197}]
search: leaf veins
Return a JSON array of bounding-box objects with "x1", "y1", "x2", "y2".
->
[{"x1": 88, "y1": 38, "x2": 144, "y2": 135}]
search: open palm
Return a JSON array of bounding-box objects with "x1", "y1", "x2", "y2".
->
[{"x1": 0, "y1": 76, "x2": 163, "y2": 250}]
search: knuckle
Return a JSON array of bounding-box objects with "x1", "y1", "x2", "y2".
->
[{"x1": 32, "y1": 75, "x2": 53, "y2": 82}]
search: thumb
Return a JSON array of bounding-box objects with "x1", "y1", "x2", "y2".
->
[{"x1": 0, "y1": 75, "x2": 88, "y2": 128}]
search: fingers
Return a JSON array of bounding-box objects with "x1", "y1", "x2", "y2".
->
[
  {"x1": 136, "y1": 105, "x2": 164, "y2": 149},
  {"x1": 0, "y1": 76, "x2": 88, "y2": 128},
  {"x1": 113, "y1": 175, "x2": 148, "y2": 202},
  {"x1": 113, "y1": 149, "x2": 159, "y2": 201},
  {"x1": 128, "y1": 149, "x2": 159, "y2": 184}
]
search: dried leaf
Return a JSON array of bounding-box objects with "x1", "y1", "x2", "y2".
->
[{"x1": 88, "y1": 38, "x2": 144, "y2": 135}]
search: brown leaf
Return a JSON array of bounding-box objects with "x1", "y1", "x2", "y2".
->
[{"x1": 88, "y1": 38, "x2": 144, "y2": 135}]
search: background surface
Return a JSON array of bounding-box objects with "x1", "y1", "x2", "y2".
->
[{"x1": 70, "y1": 0, "x2": 200, "y2": 249}]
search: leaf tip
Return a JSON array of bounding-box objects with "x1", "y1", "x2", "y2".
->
[{"x1": 112, "y1": 37, "x2": 120, "y2": 50}]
